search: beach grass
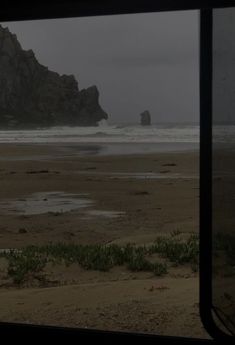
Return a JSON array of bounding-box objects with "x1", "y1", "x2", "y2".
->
[
  {"x1": 0, "y1": 234, "x2": 199, "y2": 285},
  {"x1": 149, "y1": 233, "x2": 199, "y2": 267}
]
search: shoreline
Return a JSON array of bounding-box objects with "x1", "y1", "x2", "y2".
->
[
  {"x1": 0, "y1": 142, "x2": 199, "y2": 161},
  {"x1": 0, "y1": 143, "x2": 199, "y2": 165}
]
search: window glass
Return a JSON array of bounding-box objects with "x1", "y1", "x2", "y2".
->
[
  {"x1": 0, "y1": 10, "x2": 205, "y2": 338},
  {"x1": 212, "y1": 7, "x2": 235, "y2": 336}
]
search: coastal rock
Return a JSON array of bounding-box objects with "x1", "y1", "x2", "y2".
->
[
  {"x1": 0, "y1": 24, "x2": 108, "y2": 128},
  {"x1": 140, "y1": 110, "x2": 151, "y2": 126}
]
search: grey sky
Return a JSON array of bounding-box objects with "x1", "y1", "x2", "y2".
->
[{"x1": 2, "y1": 10, "x2": 199, "y2": 124}]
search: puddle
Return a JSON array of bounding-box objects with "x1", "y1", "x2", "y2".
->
[
  {"x1": 0, "y1": 192, "x2": 94, "y2": 215},
  {"x1": 85, "y1": 210, "x2": 125, "y2": 218},
  {"x1": 0, "y1": 192, "x2": 125, "y2": 219},
  {"x1": 74, "y1": 171, "x2": 198, "y2": 180},
  {"x1": 108, "y1": 172, "x2": 198, "y2": 180}
]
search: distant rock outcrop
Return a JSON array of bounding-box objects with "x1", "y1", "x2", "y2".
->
[
  {"x1": 0, "y1": 25, "x2": 108, "y2": 128},
  {"x1": 140, "y1": 110, "x2": 151, "y2": 126}
]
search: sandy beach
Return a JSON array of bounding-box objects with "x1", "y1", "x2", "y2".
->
[{"x1": 0, "y1": 143, "x2": 209, "y2": 338}]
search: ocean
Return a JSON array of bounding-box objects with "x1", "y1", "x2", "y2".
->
[
  {"x1": 0, "y1": 123, "x2": 199, "y2": 144},
  {"x1": 0, "y1": 123, "x2": 201, "y2": 156}
]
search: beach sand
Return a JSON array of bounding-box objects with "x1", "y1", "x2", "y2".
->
[{"x1": 0, "y1": 144, "x2": 209, "y2": 338}]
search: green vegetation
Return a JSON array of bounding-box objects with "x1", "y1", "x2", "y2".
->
[
  {"x1": 149, "y1": 233, "x2": 199, "y2": 268},
  {"x1": 5, "y1": 250, "x2": 46, "y2": 285},
  {"x1": 170, "y1": 229, "x2": 182, "y2": 237},
  {"x1": 0, "y1": 233, "x2": 199, "y2": 285}
]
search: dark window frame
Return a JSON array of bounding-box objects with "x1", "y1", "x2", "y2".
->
[
  {"x1": 1, "y1": 0, "x2": 235, "y2": 343},
  {"x1": 200, "y1": 6, "x2": 235, "y2": 343},
  {"x1": 0, "y1": 0, "x2": 234, "y2": 21}
]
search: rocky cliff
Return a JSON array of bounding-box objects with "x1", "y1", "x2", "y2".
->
[
  {"x1": 140, "y1": 110, "x2": 151, "y2": 126},
  {"x1": 0, "y1": 25, "x2": 108, "y2": 128}
]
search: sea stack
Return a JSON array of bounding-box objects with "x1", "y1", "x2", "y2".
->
[
  {"x1": 0, "y1": 24, "x2": 108, "y2": 128},
  {"x1": 140, "y1": 110, "x2": 151, "y2": 126}
]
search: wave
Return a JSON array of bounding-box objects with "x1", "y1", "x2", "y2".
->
[{"x1": 0, "y1": 123, "x2": 200, "y2": 143}]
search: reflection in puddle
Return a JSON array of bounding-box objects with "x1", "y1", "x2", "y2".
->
[
  {"x1": 85, "y1": 210, "x2": 125, "y2": 218},
  {"x1": 74, "y1": 171, "x2": 198, "y2": 180},
  {"x1": 108, "y1": 172, "x2": 198, "y2": 180},
  {"x1": 0, "y1": 192, "x2": 94, "y2": 215}
]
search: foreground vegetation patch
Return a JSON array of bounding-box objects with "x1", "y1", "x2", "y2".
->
[{"x1": 0, "y1": 233, "x2": 199, "y2": 285}]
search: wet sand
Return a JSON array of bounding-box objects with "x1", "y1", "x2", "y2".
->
[{"x1": 0, "y1": 144, "x2": 209, "y2": 338}]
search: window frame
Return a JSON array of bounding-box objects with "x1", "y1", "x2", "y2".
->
[{"x1": 200, "y1": 6, "x2": 235, "y2": 342}]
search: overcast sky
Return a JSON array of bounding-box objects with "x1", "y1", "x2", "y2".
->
[{"x1": 2, "y1": 10, "x2": 199, "y2": 124}]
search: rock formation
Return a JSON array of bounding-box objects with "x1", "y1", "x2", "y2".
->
[
  {"x1": 140, "y1": 110, "x2": 151, "y2": 126},
  {"x1": 0, "y1": 25, "x2": 108, "y2": 128}
]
